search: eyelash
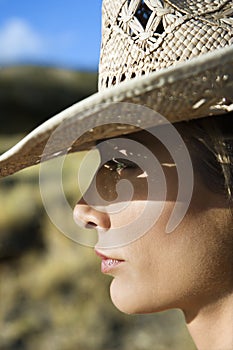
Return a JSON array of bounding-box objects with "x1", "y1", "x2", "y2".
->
[{"x1": 104, "y1": 158, "x2": 138, "y2": 173}]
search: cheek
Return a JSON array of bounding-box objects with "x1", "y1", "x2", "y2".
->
[
  {"x1": 156, "y1": 205, "x2": 233, "y2": 307},
  {"x1": 106, "y1": 175, "x2": 233, "y2": 315},
  {"x1": 108, "y1": 219, "x2": 175, "y2": 314},
  {"x1": 108, "y1": 204, "x2": 232, "y2": 314},
  {"x1": 108, "y1": 201, "x2": 148, "y2": 228}
]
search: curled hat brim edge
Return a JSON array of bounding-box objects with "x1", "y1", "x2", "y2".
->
[{"x1": 0, "y1": 45, "x2": 233, "y2": 178}]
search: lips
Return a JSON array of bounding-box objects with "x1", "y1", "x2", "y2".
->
[{"x1": 95, "y1": 249, "x2": 124, "y2": 273}]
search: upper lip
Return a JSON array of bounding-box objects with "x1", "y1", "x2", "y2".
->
[{"x1": 94, "y1": 249, "x2": 124, "y2": 261}]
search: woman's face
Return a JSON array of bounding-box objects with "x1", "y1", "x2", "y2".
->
[{"x1": 73, "y1": 129, "x2": 233, "y2": 315}]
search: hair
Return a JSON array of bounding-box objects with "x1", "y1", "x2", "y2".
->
[{"x1": 176, "y1": 111, "x2": 233, "y2": 204}]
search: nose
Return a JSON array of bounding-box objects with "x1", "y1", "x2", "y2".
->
[{"x1": 73, "y1": 198, "x2": 111, "y2": 231}]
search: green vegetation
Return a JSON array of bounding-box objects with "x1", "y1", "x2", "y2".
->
[
  {"x1": 0, "y1": 66, "x2": 98, "y2": 134},
  {"x1": 0, "y1": 66, "x2": 196, "y2": 350}
]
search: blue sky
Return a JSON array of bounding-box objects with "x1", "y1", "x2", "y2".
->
[{"x1": 0, "y1": 0, "x2": 102, "y2": 70}]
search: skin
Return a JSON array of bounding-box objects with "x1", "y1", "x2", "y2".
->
[{"x1": 73, "y1": 129, "x2": 233, "y2": 350}]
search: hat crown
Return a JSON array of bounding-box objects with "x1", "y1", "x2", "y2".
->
[{"x1": 99, "y1": 0, "x2": 233, "y2": 90}]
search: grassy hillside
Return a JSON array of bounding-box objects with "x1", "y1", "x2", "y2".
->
[{"x1": 0, "y1": 66, "x2": 97, "y2": 134}]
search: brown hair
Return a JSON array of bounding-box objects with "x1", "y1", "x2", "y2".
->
[{"x1": 176, "y1": 112, "x2": 233, "y2": 203}]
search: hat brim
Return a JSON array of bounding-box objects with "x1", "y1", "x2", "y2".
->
[{"x1": 0, "y1": 45, "x2": 233, "y2": 177}]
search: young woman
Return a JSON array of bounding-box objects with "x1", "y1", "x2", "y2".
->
[
  {"x1": 0, "y1": 1, "x2": 232, "y2": 349},
  {"x1": 73, "y1": 112, "x2": 233, "y2": 350}
]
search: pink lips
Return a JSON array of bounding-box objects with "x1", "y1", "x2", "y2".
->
[{"x1": 95, "y1": 250, "x2": 124, "y2": 273}]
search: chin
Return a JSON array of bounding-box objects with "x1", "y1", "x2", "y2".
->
[
  {"x1": 109, "y1": 279, "x2": 167, "y2": 315},
  {"x1": 109, "y1": 278, "x2": 141, "y2": 314}
]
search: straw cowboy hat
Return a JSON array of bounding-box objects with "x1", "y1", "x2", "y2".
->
[{"x1": 0, "y1": 0, "x2": 233, "y2": 177}]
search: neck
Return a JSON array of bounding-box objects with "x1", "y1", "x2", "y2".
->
[{"x1": 184, "y1": 292, "x2": 233, "y2": 350}]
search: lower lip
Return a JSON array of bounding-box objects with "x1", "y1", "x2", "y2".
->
[{"x1": 101, "y1": 259, "x2": 124, "y2": 273}]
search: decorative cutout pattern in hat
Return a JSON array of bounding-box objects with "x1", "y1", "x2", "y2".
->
[{"x1": 99, "y1": 0, "x2": 233, "y2": 90}]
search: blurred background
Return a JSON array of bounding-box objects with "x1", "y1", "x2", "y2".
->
[{"x1": 0, "y1": 1, "x2": 196, "y2": 349}]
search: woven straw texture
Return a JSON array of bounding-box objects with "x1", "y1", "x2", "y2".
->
[{"x1": 99, "y1": 0, "x2": 233, "y2": 89}]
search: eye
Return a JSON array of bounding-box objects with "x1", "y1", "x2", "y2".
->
[{"x1": 104, "y1": 158, "x2": 138, "y2": 175}]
